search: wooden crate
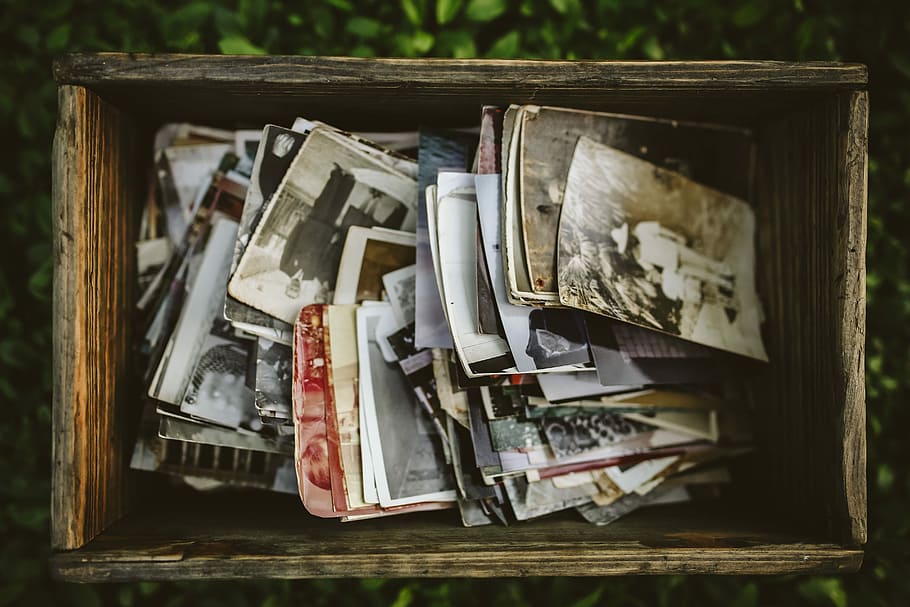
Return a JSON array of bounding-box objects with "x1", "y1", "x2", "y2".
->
[{"x1": 51, "y1": 54, "x2": 867, "y2": 580}]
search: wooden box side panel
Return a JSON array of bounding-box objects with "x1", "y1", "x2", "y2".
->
[
  {"x1": 754, "y1": 91, "x2": 867, "y2": 545},
  {"x1": 52, "y1": 85, "x2": 136, "y2": 550},
  {"x1": 50, "y1": 55, "x2": 868, "y2": 128},
  {"x1": 48, "y1": 500, "x2": 863, "y2": 581}
]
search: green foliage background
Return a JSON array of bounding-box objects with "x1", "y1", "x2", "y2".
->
[{"x1": 1, "y1": 0, "x2": 908, "y2": 604}]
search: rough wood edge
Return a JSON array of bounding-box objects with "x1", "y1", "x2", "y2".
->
[
  {"x1": 49, "y1": 545, "x2": 863, "y2": 581},
  {"x1": 52, "y1": 84, "x2": 85, "y2": 551},
  {"x1": 839, "y1": 90, "x2": 868, "y2": 546},
  {"x1": 53, "y1": 54, "x2": 868, "y2": 90},
  {"x1": 52, "y1": 85, "x2": 131, "y2": 550}
]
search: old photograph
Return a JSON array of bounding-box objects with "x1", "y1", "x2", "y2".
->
[
  {"x1": 475, "y1": 173, "x2": 589, "y2": 374},
  {"x1": 517, "y1": 104, "x2": 754, "y2": 296},
  {"x1": 148, "y1": 217, "x2": 239, "y2": 405},
  {"x1": 584, "y1": 313, "x2": 740, "y2": 386},
  {"x1": 324, "y1": 305, "x2": 373, "y2": 511},
  {"x1": 332, "y1": 226, "x2": 416, "y2": 304},
  {"x1": 254, "y1": 337, "x2": 293, "y2": 419},
  {"x1": 224, "y1": 123, "x2": 309, "y2": 329},
  {"x1": 158, "y1": 413, "x2": 291, "y2": 455},
  {"x1": 541, "y1": 411, "x2": 651, "y2": 458},
  {"x1": 436, "y1": 182, "x2": 516, "y2": 377},
  {"x1": 179, "y1": 328, "x2": 258, "y2": 430},
  {"x1": 293, "y1": 304, "x2": 336, "y2": 517},
  {"x1": 230, "y1": 127, "x2": 418, "y2": 324},
  {"x1": 557, "y1": 137, "x2": 768, "y2": 361},
  {"x1": 357, "y1": 305, "x2": 457, "y2": 507},
  {"x1": 382, "y1": 264, "x2": 417, "y2": 327}
]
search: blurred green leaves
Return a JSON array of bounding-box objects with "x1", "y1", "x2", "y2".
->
[
  {"x1": 218, "y1": 35, "x2": 266, "y2": 54},
  {"x1": 466, "y1": 0, "x2": 508, "y2": 22},
  {"x1": 437, "y1": 0, "x2": 464, "y2": 25}
]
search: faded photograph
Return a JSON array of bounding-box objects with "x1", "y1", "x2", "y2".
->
[
  {"x1": 359, "y1": 308, "x2": 456, "y2": 505},
  {"x1": 230, "y1": 127, "x2": 417, "y2": 323},
  {"x1": 557, "y1": 137, "x2": 768, "y2": 361},
  {"x1": 254, "y1": 337, "x2": 292, "y2": 419},
  {"x1": 525, "y1": 308, "x2": 591, "y2": 369},
  {"x1": 517, "y1": 104, "x2": 753, "y2": 296},
  {"x1": 180, "y1": 329, "x2": 258, "y2": 431}
]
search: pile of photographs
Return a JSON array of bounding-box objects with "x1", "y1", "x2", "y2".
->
[{"x1": 130, "y1": 103, "x2": 768, "y2": 526}]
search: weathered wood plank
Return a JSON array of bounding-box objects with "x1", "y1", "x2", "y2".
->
[
  {"x1": 753, "y1": 91, "x2": 867, "y2": 547},
  {"x1": 53, "y1": 56, "x2": 870, "y2": 128},
  {"x1": 837, "y1": 91, "x2": 868, "y2": 545},
  {"x1": 52, "y1": 85, "x2": 135, "y2": 550},
  {"x1": 49, "y1": 501, "x2": 863, "y2": 580},
  {"x1": 54, "y1": 54, "x2": 867, "y2": 91}
]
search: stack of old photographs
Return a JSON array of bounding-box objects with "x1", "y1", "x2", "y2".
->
[
  {"x1": 413, "y1": 105, "x2": 767, "y2": 526},
  {"x1": 130, "y1": 120, "x2": 419, "y2": 494},
  {"x1": 128, "y1": 102, "x2": 768, "y2": 527},
  {"x1": 131, "y1": 122, "x2": 298, "y2": 493}
]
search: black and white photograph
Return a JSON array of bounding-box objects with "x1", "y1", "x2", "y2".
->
[
  {"x1": 148, "y1": 217, "x2": 239, "y2": 405},
  {"x1": 475, "y1": 173, "x2": 589, "y2": 374},
  {"x1": 155, "y1": 141, "x2": 232, "y2": 244},
  {"x1": 356, "y1": 305, "x2": 456, "y2": 507},
  {"x1": 502, "y1": 476, "x2": 597, "y2": 521},
  {"x1": 233, "y1": 128, "x2": 263, "y2": 177},
  {"x1": 158, "y1": 412, "x2": 291, "y2": 455},
  {"x1": 380, "y1": 322, "x2": 449, "y2": 449},
  {"x1": 541, "y1": 411, "x2": 651, "y2": 458},
  {"x1": 382, "y1": 264, "x2": 417, "y2": 327},
  {"x1": 557, "y1": 136, "x2": 768, "y2": 361},
  {"x1": 224, "y1": 123, "x2": 310, "y2": 330},
  {"x1": 332, "y1": 226, "x2": 416, "y2": 304},
  {"x1": 254, "y1": 337, "x2": 293, "y2": 420},
  {"x1": 180, "y1": 328, "x2": 258, "y2": 431},
  {"x1": 436, "y1": 177, "x2": 516, "y2": 377},
  {"x1": 229, "y1": 127, "x2": 418, "y2": 323},
  {"x1": 524, "y1": 308, "x2": 591, "y2": 369}
]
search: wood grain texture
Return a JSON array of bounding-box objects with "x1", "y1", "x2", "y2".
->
[
  {"x1": 49, "y1": 498, "x2": 862, "y2": 581},
  {"x1": 753, "y1": 91, "x2": 867, "y2": 546},
  {"x1": 52, "y1": 85, "x2": 135, "y2": 550},
  {"x1": 50, "y1": 55, "x2": 868, "y2": 128},
  {"x1": 54, "y1": 55, "x2": 868, "y2": 90},
  {"x1": 838, "y1": 91, "x2": 868, "y2": 545}
]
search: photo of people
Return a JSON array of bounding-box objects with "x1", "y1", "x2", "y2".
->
[
  {"x1": 229, "y1": 127, "x2": 418, "y2": 324},
  {"x1": 557, "y1": 136, "x2": 768, "y2": 361}
]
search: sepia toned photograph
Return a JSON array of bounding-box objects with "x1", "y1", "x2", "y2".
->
[
  {"x1": 332, "y1": 226, "x2": 416, "y2": 305},
  {"x1": 557, "y1": 137, "x2": 768, "y2": 361},
  {"x1": 382, "y1": 264, "x2": 417, "y2": 327},
  {"x1": 324, "y1": 305, "x2": 374, "y2": 511},
  {"x1": 517, "y1": 104, "x2": 754, "y2": 296},
  {"x1": 230, "y1": 127, "x2": 418, "y2": 324}
]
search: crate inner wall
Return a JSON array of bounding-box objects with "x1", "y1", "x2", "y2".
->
[{"x1": 51, "y1": 57, "x2": 866, "y2": 579}]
